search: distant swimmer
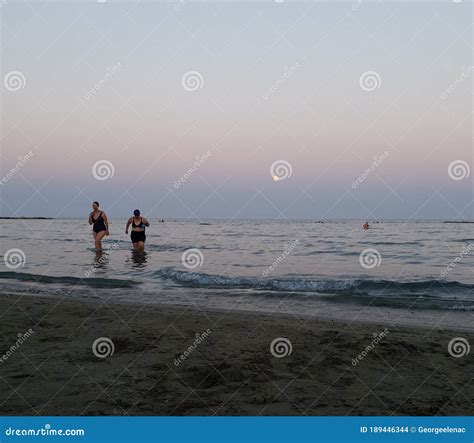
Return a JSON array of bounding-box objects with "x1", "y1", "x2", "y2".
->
[
  {"x1": 88, "y1": 201, "x2": 109, "y2": 250},
  {"x1": 363, "y1": 222, "x2": 369, "y2": 230},
  {"x1": 126, "y1": 209, "x2": 150, "y2": 251}
]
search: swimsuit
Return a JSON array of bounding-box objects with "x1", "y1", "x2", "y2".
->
[
  {"x1": 131, "y1": 217, "x2": 146, "y2": 243},
  {"x1": 92, "y1": 211, "x2": 107, "y2": 233}
]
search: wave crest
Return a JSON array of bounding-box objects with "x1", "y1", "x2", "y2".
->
[{"x1": 154, "y1": 267, "x2": 474, "y2": 296}]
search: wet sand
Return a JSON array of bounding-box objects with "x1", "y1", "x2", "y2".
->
[{"x1": 0, "y1": 293, "x2": 472, "y2": 416}]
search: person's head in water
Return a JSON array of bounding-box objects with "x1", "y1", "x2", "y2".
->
[
  {"x1": 92, "y1": 201, "x2": 100, "y2": 210},
  {"x1": 133, "y1": 209, "x2": 140, "y2": 217}
]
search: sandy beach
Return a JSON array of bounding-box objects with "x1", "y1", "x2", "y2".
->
[{"x1": 0, "y1": 293, "x2": 472, "y2": 416}]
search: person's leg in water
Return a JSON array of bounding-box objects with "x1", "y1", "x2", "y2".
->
[
  {"x1": 136, "y1": 241, "x2": 145, "y2": 251},
  {"x1": 131, "y1": 232, "x2": 140, "y2": 250},
  {"x1": 94, "y1": 230, "x2": 106, "y2": 250}
]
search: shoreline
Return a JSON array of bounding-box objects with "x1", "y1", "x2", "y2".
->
[
  {"x1": 2, "y1": 288, "x2": 473, "y2": 334},
  {"x1": 0, "y1": 292, "x2": 472, "y2": 416}
]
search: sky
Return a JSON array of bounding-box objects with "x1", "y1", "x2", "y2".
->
[{"x1": 1, "y1": 1, "x2": 472, "y2": 220}]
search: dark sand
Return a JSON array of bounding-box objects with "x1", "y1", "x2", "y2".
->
[{"x1": 0, "y1": 294, "x2": 472, "y2": 416}]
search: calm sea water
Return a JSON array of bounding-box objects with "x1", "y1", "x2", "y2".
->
[{"x1": 1, "y1": 219, "x2": 473, "y2": 314}]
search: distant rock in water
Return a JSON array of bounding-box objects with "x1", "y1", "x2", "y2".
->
[{"x1": 0, "y1": 216, "x2": 53, "y2": 220}]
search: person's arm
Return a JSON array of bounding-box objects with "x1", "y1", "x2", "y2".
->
[
  {"x1": 88, "y1": 212, "x2": 93, "y2": 225},
  {"x1": 103, "y1": 212, "x2": 110, "y2": 235},
  {"x1": 142, "y1": 217, "x2": 150, "y2": 227},
  {"x1": 125, "y1": 217, "x2": 132, "y2": 234}
]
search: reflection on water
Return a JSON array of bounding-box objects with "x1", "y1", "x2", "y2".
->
[
  {"x1": 94, "y1": 250, "x2": 108, "y2": 268},
  {"x1": 130, "y1": 250, "x2": 148, "y2": 268},
  {"x1": 88, "y1": 249, "x2": 109, "y2": 273}
]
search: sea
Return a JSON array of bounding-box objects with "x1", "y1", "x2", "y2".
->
[{"x1": 1, "y1": 219, "x2": 473, "y2": 319}]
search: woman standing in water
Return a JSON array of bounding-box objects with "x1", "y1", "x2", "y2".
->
[
  {"x1": 125, "y1": 209, "x2": 150, "y2": 251},
  {"x1": 88, "y1": 201, "x2": 109, "y2": 250}
]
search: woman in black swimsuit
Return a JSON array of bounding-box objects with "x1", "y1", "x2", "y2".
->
[
  {"x1": 125, "y1": 209, "x2": 150, "y2": 251},
  {"x1": 88, "y1": 201, "x2": 109, "y2": 250}
]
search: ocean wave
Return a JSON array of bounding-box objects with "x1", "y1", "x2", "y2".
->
[
  {"x1": 154, "y1": 267, "x2": 474, "y2": 296},
  {"x1": 368, "y1": 241, "x2": 422, "y2": 246},
  {"x1": 0, "y1": 271, "x2": 139, "y2": 288}
]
